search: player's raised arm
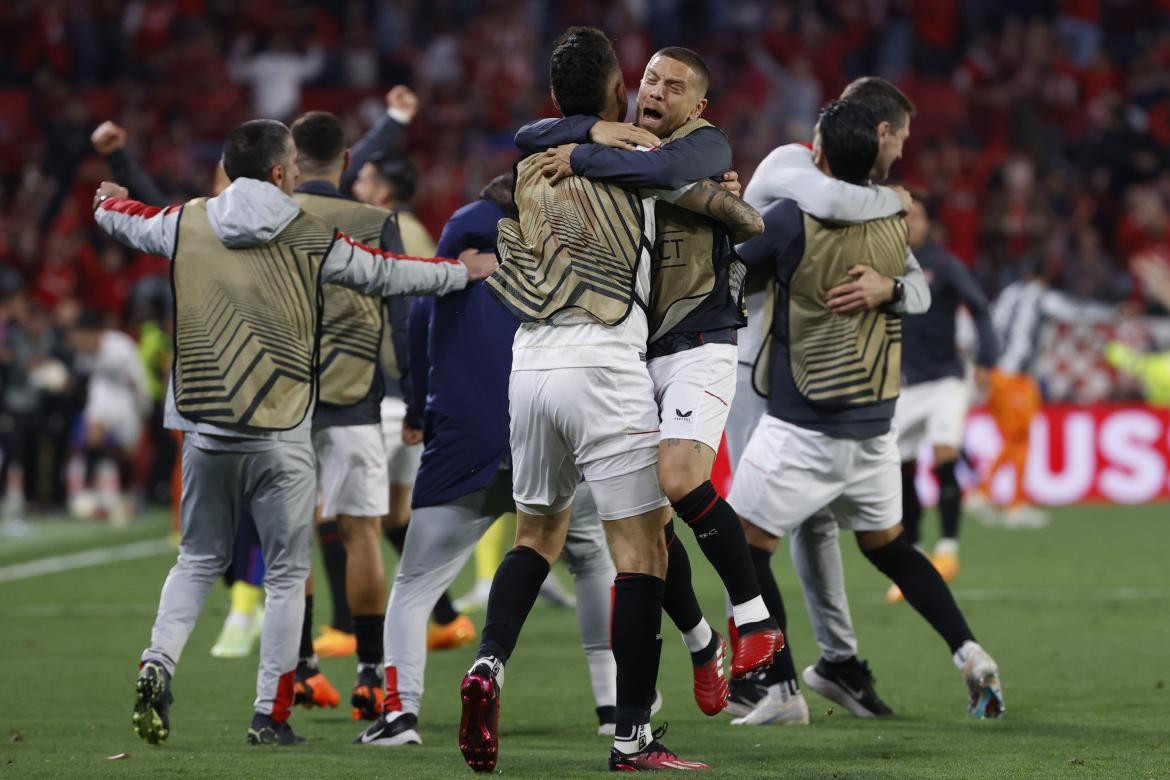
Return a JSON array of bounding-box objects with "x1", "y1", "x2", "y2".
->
[
  {"x1": 321, "y1": 231, "x2": 497, "y2": 298},
  {"x1": 92, "y1": 182, "x2": 181, "y2": 259},
  {"x1": 669, "y1": 178, "x2": 764, "y2": 243}
]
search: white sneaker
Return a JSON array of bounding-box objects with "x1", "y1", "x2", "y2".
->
[
  {"x1": 453, "y1": 579, "x2": 492, "y2": 613},
  {"x1": 730, "y1": 688, "x2": 809, "y2": 726},
  {"x1": 210, "y1": 606, "x2": 263, "y2": 658},
  {"x1": 1001, "y1": 505, "x2": 1049, "y2": 529},
  {"x1": 956, "y1": 643, "x2": 1004, "y2": 718}
]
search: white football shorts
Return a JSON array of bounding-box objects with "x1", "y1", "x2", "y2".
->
[
  {"x1": 648, "y1": 342, "x2": 737, "y2": 453},
  {"x1": 312, "y1": 423, "x2": 390, "y2": 519},
  {"x1": 728, "y1": 414, "x2": 901, "y2": 536},
  {"x1": 509, "y1": 363, "x2": 668, "y2": 522}
]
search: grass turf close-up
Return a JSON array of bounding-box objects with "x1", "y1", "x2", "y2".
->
[{"x1": 1, "y1": 504, "x2": 1168, "y2": 778}]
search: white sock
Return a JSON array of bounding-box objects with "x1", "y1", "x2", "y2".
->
[
  {"x1": 470, "y1": 655, "x2": 505, "y2": 688},
  {"x1": 613, "y1": 721, "x2": 653, "y2": 755},
  {"x1": 766, "y1": 680, "x2": 800, "y2": 701},
  {"x1": 934, "y1": 537, "x2": 959, "y2": 557},
  {"x1": 731, "y1": 596, "x2": 770, "y2": 628},
  {"x1": 952, "y1": 640, "x2": 981, "y2": 670},
  {"x1": 223, "y1": 611, "x2": 252, "y2": 630},
  {"x1": 680, "y1": 618, "x2": 713, "y2": 654},
  {"x1": 585, "y1": 649, "x2": 616, "y2": 709}
]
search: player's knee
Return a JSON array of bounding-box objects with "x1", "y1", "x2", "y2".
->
[
  {"x1": 658, "y1": 470, "x2": 698, "y2": 504},
  {"x1": 856, "y1": 523, "x2": 904, "y2": 553},
  {"x1": 740, "y1": 517, "x2": 778, "y2": 552},
  {"x1": 338, "y1": 514, "x2": 381, "y2": 547}
]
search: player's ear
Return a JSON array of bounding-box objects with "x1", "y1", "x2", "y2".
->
[
  {"x1": 691, "y1": 97, "x2": 708, "y2": 120},
  {"x1": 876, "y1": 120, "x2": 891, "y2": 141}
]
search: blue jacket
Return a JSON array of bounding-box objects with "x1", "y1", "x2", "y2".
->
[{"x1": 409, "y1": 197, "x2": 517, "y2": 508}]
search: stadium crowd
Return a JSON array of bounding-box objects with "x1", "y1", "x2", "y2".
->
[{"x1": 1, "y1": 0, "x2": 1169, "y2": 516}]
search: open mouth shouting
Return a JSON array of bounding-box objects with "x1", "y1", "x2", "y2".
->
[{"x1": 639, "y1": 105, "x2": 665, "y2": 130}]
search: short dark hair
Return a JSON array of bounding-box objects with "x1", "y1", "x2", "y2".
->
[
  {"x1": 479, "y1": 172, "x2": 517, "y2": 217},
  {"x1": 549, "y1": 26, "x2": 620, "y2": 117},
  {"x1": 370, "y1": 155, "x2": 418, "y2": 202},
  {"x1": 290, "y1": 111, "x2": 346, "y2": 171},
  {"x1": 818, "y1": 99, "x2": 879, "y2": 185},
  {"x1": 222, "y1": 119, "x2": 291, "y2": 183},
  {"x1": 840, "y1": 77, "x2": 916, "y2": 129},
  {"x1": 653, "y1": 46, "x2": 709, "y2": 97}
]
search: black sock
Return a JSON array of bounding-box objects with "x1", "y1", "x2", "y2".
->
[
  {"x1": 352, "y1": 613, "x2": 384, "y2": 666},
  {"x1": 902, "y1": 461, "x2": 922, "y2": 547},
  {"x1": 674, "y1": 481, "x2": 761, "y2": 606},
  {"x1": 475, "y1": 546, "x2": 549, "y2": 663},
  {"x1": 861, "y1": 532, "x2": 975, "y2": 653},
  {"x1": 432, "y1": 592, "x2": 460, "y2": 625},
  {"x1": 748, "y1": 545, "x2": 798, "y2": 688},
  {"x1": 613, "y1": 572, "x2": 665, "y2": 740},
  {"x1": 934, "y1": 460, "x2": 961, "y2": 541},
  {"x1": 317, "y1": 520, "x2": 351, "y2": 633},
  {"x1": 661, "y1": 521, "x2": 704, "y2": 634},
  {"x1": 298, "y1": 594, "x2": 314, "y2": 663},
  {"x1": 385, "y1": 524, "x2": 408, "y2": 554}
]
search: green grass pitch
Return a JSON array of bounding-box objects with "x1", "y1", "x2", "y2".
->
[{"x1": 1, "y1": 505, "x2": 1168, "y2": 778}]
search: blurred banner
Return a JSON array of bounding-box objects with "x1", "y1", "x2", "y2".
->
[
  {"x1": 964, "y1": 405, "x2": 1170, "y2": 506},
  {"x1": 715, "y1": 404, "x2": 1170, "y2": 507}
]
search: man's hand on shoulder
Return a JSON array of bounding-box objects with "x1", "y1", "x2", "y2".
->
[
  {"x1": 386, "y1": 85, "x2": 419, "y2": 124},
  {"x1": 890, "y1": 185, "x2": 913, "y2": 214},
  {"x1": 459, "y1": 248, "x2": 499, "y2": 281},
  {"x1": 826, "y1": 265, "x2": 896, "y2": 314},
  {"x1": 541, "y1": 144, "x2": 578, "y2": 185},
  {"x1": 587, "y1": 121, "x2": 660, "y2": 151},
  {"x1": 93, "y1": 181, "x2": 129, "y2": 211},
  {"x1": 91, "y1": 121, "x2": 127, "y2": 155}
]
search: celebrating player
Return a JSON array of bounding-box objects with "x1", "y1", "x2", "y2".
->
[
  {"x1": 730, "y1": 98, "x2": 1005, "y2": 721},
  {"x1": 355, "y1": 174, "x2": 625, "y2": 746},
  {"x1": 94, "y1": 118, "x2": 495, "y2": 746},
  {"x1": 459, "y1": 27, "x2": 763, "y2": 773}
]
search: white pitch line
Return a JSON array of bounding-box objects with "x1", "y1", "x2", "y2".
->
[
  {"x1": 0, "y1": 538, "x2": 173, "y2": 583},
  {"x1": 863, "y1": 587, "x2": 1170, "y2": 603}
]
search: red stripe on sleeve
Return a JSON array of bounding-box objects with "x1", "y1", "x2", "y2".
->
[
  {"x1": 99, "y1": 198, "x2": 180, "y2": 218},
  {"x1": 337, "y1": 230, "x2": 458, "y2": 265}
]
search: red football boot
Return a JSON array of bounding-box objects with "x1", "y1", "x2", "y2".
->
[
  {"x1": 690, "y1": 634, "x2": 729, "y2": 715},
  {"x1": 731, "y1": 622, "x2": 785, "y2": 680},
  {"x1": 459, "y1": 663, "x2": 501, "y2": 773}
]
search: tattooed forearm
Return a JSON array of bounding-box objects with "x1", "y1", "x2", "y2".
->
[{"x1": 674, "y1": 179, "x2": 765, "y2": 242}]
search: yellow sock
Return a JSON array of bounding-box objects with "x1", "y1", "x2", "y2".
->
[
  {"x1": 230, "y1": 581, "x2": 263, "y2": 616},
  {"x1": 474, "y1": 514, "x2": 510, "y2": 582}
]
